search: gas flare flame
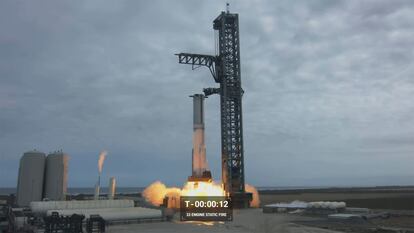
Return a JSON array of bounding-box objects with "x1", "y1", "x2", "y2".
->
[{"x1": 98, "y1": 150, "x2": 107, "y2": 174}]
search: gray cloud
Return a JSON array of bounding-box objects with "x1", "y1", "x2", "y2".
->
[{"x1": 0, "y1": 0, "x2": 413, "y2": 187}]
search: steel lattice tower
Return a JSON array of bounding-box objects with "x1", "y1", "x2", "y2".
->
[{"x1": 176, "y1": 8, "x2": 252, "y2": 207}]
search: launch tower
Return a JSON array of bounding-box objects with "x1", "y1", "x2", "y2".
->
[{"x1": 176, "y1": 6, "x2": 252, "y2": 208}]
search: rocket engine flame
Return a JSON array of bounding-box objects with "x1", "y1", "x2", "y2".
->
[
  {"x1": 98, "y1": 150, "x2": 107, "y2": 174},
  {"x1": 142, "y1": 181, "x2": 224, "y2": 208},
  {"x1": 142, "y1": 181, "x2": 260, "y2": 208},
  {"x1": 181, "y1": 181, "x2": 225, "y2": 196}
]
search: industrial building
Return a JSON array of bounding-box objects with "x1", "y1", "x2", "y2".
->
[
  {"x1": 44, "y1": 151, "x2": 69, "y2": 201},
  {"x1": 16, "y1": 151, "x2": 47, "y2": 207},
  {"x1": 16, "y1": 150, "x2": 68, "y2": 207}
]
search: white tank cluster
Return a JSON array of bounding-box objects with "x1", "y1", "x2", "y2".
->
[
  {"x1": 30, "y1": 199, "x2": 134, "y2": 214},
  {"x1": 263, "y1": 200, "x2": 347, "y2": 214},
  {"x1": 16, "y1": 150, "x2": 69, "y2": 207},
  {"x1": 307, "y1": 201, "x2": 346, "y2": 209},
  {"x1": 30, "y1": 199, "x2": 162, "y2": 222},
  {"x1": 46, "y1": 207, "x2": 162, "y2": 221}
]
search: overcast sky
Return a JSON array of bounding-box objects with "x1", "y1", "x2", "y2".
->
[{"x1": 1, "y1": 0, "x2": 413, "y2": 188}]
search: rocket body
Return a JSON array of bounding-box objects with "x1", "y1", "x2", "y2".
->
[{"x1": 189, "y1": 94, "x2": 211, "y2": 182}]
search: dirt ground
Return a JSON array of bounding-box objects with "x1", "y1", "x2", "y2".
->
[
  {"x1": 107, "y1": 187, "x2": 414, "y2": 233},
  {"x1": 106, "y1": 209, "x2": 414, "y2": 233},
  {"x1": 2, "y1": 186, "x2": 413, "y2": 232},
  {"x1": 106, "y1": 209, "x2": 343, "y2": 233}
]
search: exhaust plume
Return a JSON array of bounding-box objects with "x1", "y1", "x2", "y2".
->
[
  {"x1": 142, "y1": 181, "x2": 181, "y2": 206},
  {"x1": 98, "y1": 150, "x2": 107, "y2": 174},
  {"x1": 245, "y1": 184, "x2": 260, "y2": 207},
  {"x1": 142, "y1": 181, "x2": 224, "y2": 208},
  {"x1": 143, "y1": 181, "x2": 261, "y2": 208}
]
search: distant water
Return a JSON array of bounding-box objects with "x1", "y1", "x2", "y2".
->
[
  {"x1": 0, "y1": 186, "x2": 350, "y2": 195},
  {"x1": 0, "y1": 188, "x2": 16, "y2": 195}
]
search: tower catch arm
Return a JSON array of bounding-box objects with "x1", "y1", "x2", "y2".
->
[
  {"x1": 203, "y1": 87, "x2": 220, "y2": 97},
  {"x1": 175, "y1": 53, "x2": 220, "y2": 83}
]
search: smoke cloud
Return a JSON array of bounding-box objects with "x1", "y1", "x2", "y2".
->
[
  {"x1": 98, "y1": 150, "x2": 107, "y2": 174},
  {"x1": 142, "y1": 181, "x2": 181, "y2": 206}
]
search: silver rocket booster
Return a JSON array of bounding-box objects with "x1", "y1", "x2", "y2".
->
[{"x1": 189, "y1": 94, "x2": 212, "y2": 182}]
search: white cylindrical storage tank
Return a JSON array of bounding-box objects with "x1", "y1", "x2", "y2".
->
[
  {"x1": 30, "y1": 199, "x2": 135, "y2": 214},
  {"x1": 108, "y1": 177, "x2": 116, "y2": 200},
  {"x1": 16, "y1": 150, "x2": 46, "y2": 207},
  {"x1": 43, "y1": 151, "x2": 69, "y2": 201},
  {"x1": 46, "y1": 207, "x2": 163, "y2": 221}
]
